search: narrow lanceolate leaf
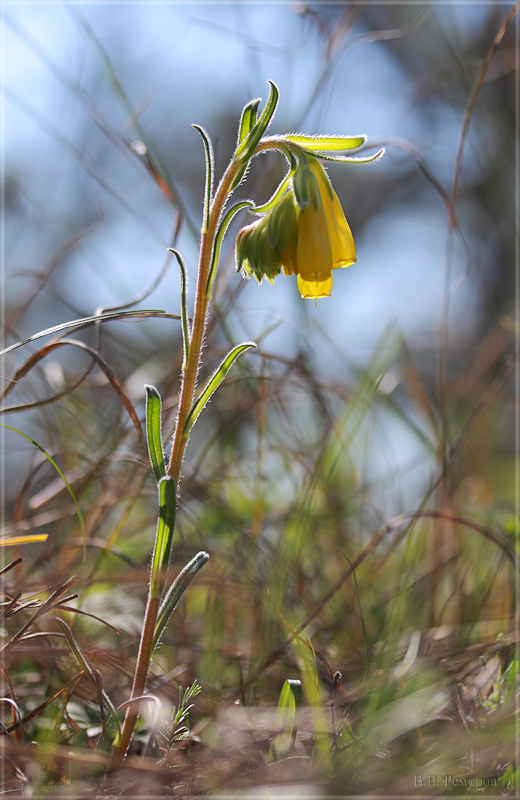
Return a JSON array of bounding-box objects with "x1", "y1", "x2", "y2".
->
[
  {"x1": 285, "y1": 134, "x2": 367, "y2": 151},
  {"x1": 1, "y1": 424, "x2": 86, "y2": 559},
  {"x1": 150, "y1": 476, "x2": 177, "y2": 598},
  {"x1": 237, "y1": 98, "x2": 261, "y2": 145},
  {"x1": 315, "y1": 148, "x2": 386, "y2": 165},
  {"x1": 168, "y1": 249, "x2": 190, "y2": 368},
  {"x1": 235, "y1": 80, "x2": 279, "y2": 163},
  {"x1": 153, "y1": 551, "x2": 210, "y2": 650},
  {"x1": 145, "y1": 385, "x2": 166, "y2": 483},
  {"x1": 230, "y1": 98, "x2": 263, "y2": 189},
  {"x1": 192, "y1": 125, "x2": 214, "y2": 233},
  {"x1": 205, "y1": 201, "x2": 253, "y2": 298},
  {"x1": 251, "y1": 151, "x2": 298, "y2": 215},
  {"x1": 183, "y1": 342, "x2": 257, "y2": 438}
]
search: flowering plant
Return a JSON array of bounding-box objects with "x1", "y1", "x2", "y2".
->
[{"x1": 111, "y1": 80, "x2": 383, "y2": 765}]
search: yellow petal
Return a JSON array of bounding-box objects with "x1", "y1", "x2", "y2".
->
[
  {"x1": 294, "y1": 203, "x2": 332, "y2": 280},
  {"x1": 297, "y1": 273, "x2": 333, "y2": 299},
  {"x1": 326, "y1": 192, "x2": 356, "y2": 269},
  {"x1": 310, "y1": 160, "x2": 356, "y2": 270}
]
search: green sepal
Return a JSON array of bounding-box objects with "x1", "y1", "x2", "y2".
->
[
  {"x1": 150, "y1": 476, "x2": 177, "y2": 598},
  {"x1": 192, "y1": 125, "x2": 214, "y2": 233},
  {"x1": 145, "y1": 385, "x2": 166, "y2": 483},
  {"x1": 167, "y1": 249, "x2": 190, "y2": 369},
  {"x1": 268, "y1": 194, "x2": 298, "y2": 254},
  {"x1": 237, "y1": 98, "x2": 261, "y2": 145},
  {"x1": 235, "y1": 80, "x2": 279, "y2": 163},
  {"x1": 292, "y1": 152, "x2": 316, "y2": 211},
  {"x1": 315, "y1": 148, "x2": 386, "y2": 165},
  {"x1": 153, "y1": 551, "x2": 210, "y2": 651},
  {"x1": 235, "y1": 224, "x2": 254, "y2": 275},
  {"x1": 285, "y1": 134, "x2": 367, "y2": 151},
  {"x1": 183, "y1": 342, "x2": 257, "y2": 438},
  {"x1": 206, "y1": 201, "x2": 254, "y2": 298}
]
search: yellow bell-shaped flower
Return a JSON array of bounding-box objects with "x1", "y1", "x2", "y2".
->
[
  {"x1": 282, "y1": 158, "x2": 356, "y2": 299},
  {"x1": 236, "y1": 155, "x2": 356, "y2": 300}
]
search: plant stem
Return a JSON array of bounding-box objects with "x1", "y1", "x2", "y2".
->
[
  {"x1": 110, "y1": 595, "x2": 159, "y2": 766},
  {"x1": 111, "y1": 157, "x2": 241, "y2": 768},
  {"x1": 166, "y1": 159, "x2": 241, "y2": 485}
]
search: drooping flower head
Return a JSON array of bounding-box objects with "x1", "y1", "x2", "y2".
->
[
  {"x1": 235, "y1": 142, "x2": 381, "y2": 300},
  {"x1": 229, "y1": 84, "x2": 383, "y2": 300}
]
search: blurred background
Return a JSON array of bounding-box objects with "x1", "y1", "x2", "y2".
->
[{"x1": 1, "y1": 2, "x2": 517, "y2": 795}]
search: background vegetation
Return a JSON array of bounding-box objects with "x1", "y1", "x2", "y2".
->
[{"x1": 2, "y1": 2, "x2": 517, "y2": 796}]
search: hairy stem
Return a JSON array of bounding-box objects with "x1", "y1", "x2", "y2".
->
[
  {"x1": 111, "y1": 157, "x2": 241, "y2": 768},
  {"x1": 167, "y1": 159, "x2": 241, "y2": 484}
]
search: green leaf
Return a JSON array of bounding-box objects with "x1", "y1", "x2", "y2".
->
[
  {"x1": 314, "y1": 148, "x2": 386, "y2": 165},
  {"x1": 0, "y1": 424, "x2": 86, "y2": 560},
  {"x1": 230, "y1": 99, "x2": 262, "y2": 189},
  {"x1": 145, "y1": 385, "x2": 166, "y2": 483},
  {"x1": 153, "y1": 551, "x2": 210, "y2": 651},
  {"x1": 237, "y1": 98, "x2": 261, "y2": 144},
  {"x1": 285, "y1": 134, "x2": 367, "y2": 151},
  {"x1": 183, "y1": 342, "x2": 257, "y2": 438},
  {"x1": 0, "y1": 310, "x2": 167, "y2": 360},
  {"x1": 269, "y1": 679, "x2": 302, "y2": 761},
  {"x1": 250, "y1": 155, "x2": 297, "y2": 216},
  {"x1": 150, "y1": 476, "x2": 177, "y2": 598},
  {"x1": 192, "y1": 125, "x2": 214, "y2": 233},
  {"x1": 205, "y1": 201, "x2": 254, "y2": 298},
  {"x1": 168, "y1": 249, "x2": 190, "y2": 368},
  {"x1": 235, "y1": 80, "x2": 279, "y2": 163}
]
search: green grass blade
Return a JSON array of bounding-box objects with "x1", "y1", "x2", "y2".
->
[
  {"x1": 205, "y1": 202, "x2": 253, "y2": 298},
  {"x1": 153, "y1": 551, "x2": 210, "y2": 651},
  {"x1": 183, "y1": 342, "x2": 257, "y2": 438},
  {"x1": 192, "y1": 125, "x2": 214, "y2": 233},
  {"x1": 0, "y1": 424, "x2": 86, "y2": 560},
  {"x1": 269, "y1": 679, "x2": 302, "y2": 761},
  {"x1": 145, "y1": 385, "x2": 166, "y2": 483},
  {"x1": 0, "y1": 310, "x2": 166, "y2": 359},
  {"x1": 339, "y1": 549, "x2": 369, "y2": 684},
  {"x1": 150, "y1": 476, "x2": 177, "y2": 599}
]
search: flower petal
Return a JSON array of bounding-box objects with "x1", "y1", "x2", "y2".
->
[
  {"x1": 310, "y1": 160, "x2": 356, "y2": 270},
  {"x1": 295, "y1": 203, "x2": 332, "y2": 281},
  {"x1": 297, "y1": 273, "x2": 333, "y2": 299}
]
